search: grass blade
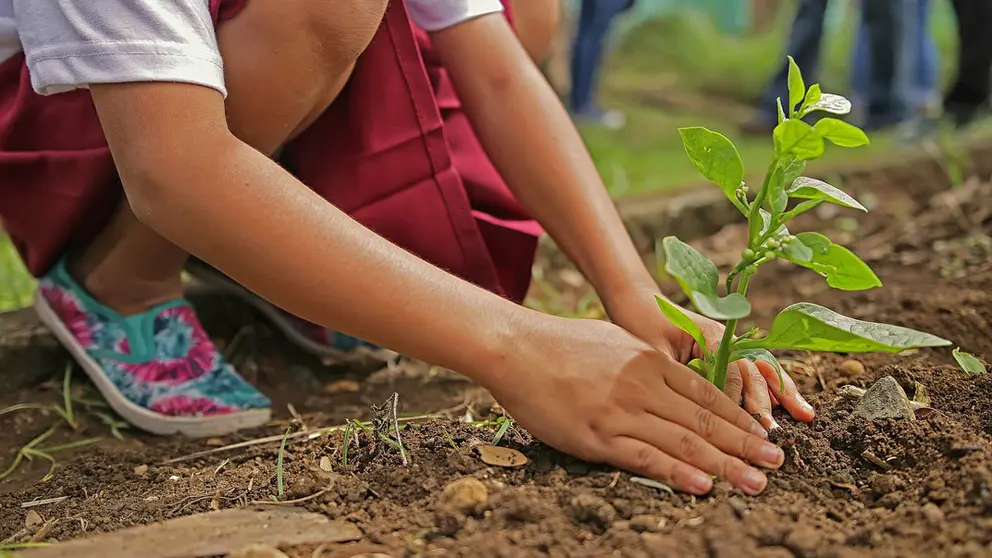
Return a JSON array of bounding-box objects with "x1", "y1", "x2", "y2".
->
[{"x1": 276, "y1": 426, "x2": 291, "y2": 500}]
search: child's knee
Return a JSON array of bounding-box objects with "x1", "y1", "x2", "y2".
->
[
  {"x1": 218, "y1": 0, "x2": 388, "y2": 150},
  {"x1": 304, "y1": 0, "x2": 390, "y2": 63}
]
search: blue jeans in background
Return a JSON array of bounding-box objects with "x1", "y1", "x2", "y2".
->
[
  {"x1": 852, "y1": 0, "x2": 937, "y2": 129},
  {"x1": 569, "y1": 0, "x2": 633, "y2": 114},
  {"x1": 755, "y1": 0, "x2": 829, "y2": 124}
]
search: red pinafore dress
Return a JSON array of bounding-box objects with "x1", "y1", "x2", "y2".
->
[{"x1": 0, "y1": 0, "x2": 541, "y2": 304}]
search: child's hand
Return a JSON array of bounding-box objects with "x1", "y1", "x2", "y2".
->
[
  {"x1": 484, "y1": 316, "x2": 785, "y2": 496},
  {"x1": 604, "y1": 287, "x2": 816, "y2": 430}
]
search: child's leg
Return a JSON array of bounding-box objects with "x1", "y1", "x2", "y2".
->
[{"x1": 38, "y1": 0, "x2": 388, "y2": 435}]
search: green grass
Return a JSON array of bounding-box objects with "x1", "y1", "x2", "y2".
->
[{"x1": 0, "y1": 234, "x2": 33, "y2": 312}]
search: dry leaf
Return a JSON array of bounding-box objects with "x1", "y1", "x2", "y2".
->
[
  {"x1": 474, "y1": 445, "x2": 528, "y2": 468},
  {"x1": 25, "y1": 510, "x2": 43, "y2": 529},
  {"x1": 324, "y1": 379, "x2": 361, "y2": 394},
  {"x1": 913, "y1": 382, "x2": 931, "y2": 406}
]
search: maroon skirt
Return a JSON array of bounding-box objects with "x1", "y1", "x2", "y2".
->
[{"x1": 0, "y1": 0, "x2": 540, "y2": 304}]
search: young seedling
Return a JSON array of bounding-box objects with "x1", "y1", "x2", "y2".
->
[
  {"x1": 952, "y1": 347, "x2": 986, "y2": 374},
  {"x1": 657, "y1": 57, "x2": 952, "y2": 392}
]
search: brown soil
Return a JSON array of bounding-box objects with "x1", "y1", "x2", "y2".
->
[{"x1": 3, "y1": 164, "x2": 992, "y2": 557}]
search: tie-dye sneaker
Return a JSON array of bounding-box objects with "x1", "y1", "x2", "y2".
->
[
  {"x1": 185, "y1": 259, "x2": 396, "y2": 362},
  {"x1": 33, "y1": 259, "x2": 271, "y2": 438}
]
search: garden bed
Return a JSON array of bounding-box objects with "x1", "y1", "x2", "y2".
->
[{"x1": 2, "y1": 155, "x2": 992, "y2": 557}]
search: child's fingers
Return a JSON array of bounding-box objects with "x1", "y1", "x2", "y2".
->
[
  {"x1": 740, "y1": 359, "x2": 776, "y2": 430},
  {"x1": 756, "y1": 360, "x2": 814, "y2": 422}
]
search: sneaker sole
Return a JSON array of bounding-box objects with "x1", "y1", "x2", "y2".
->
[
  {"x1": 185, "y1": 260, "x2": 369, "y2": 360},
  {"x1": 34, "y1": 292, "x2": 271, "y2": 438}
]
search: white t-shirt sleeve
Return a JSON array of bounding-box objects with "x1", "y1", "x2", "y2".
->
[
  {"x1": 13, "y1": 0, "x2": 226, "y2": 96},
  {"x1": 405, "y1": 0, "x2": 504, "y2": 32}
]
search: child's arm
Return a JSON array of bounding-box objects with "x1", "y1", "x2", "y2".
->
[
  {"x1": 89, "y1": 81, "x2": 780, "y2": 496},
  {"x1": 430, "y1": 14, "x2": 815, "y2": 425}
]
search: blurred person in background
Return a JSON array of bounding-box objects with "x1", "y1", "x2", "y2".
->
[
  {"x1": 743, "y1": 0, "x2": 917, "y2": 136},
  {"x1": 741, "y1": 0, "x2": 828, "y2": 135},
  {"x1": 851, "y1": 0, "x2": 938, "y2": 135},
  {"x1": 569, "y1": 0, "x2": 635, "y2": 129},
  {"x1": 944, "y1": 0, "x2": 992, "y2": 127}
]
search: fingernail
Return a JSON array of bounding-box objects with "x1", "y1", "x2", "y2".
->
[
  {"x1": 759, "y1": 444, "x2": 785, "y2": 467},
  {"x1": 690, "y1": 473, "x2": 713, "y2": 494},
  {"x1": 769, "y1": 417, "x2": 782, "y2": 430},
  {"x1": 750, "y1": 422, "x2": 768, "y2": 438},
  {"x1": 744, "y1": 468, "x2": 767, "y2": 493},
  {"x1": 799, "y1": 399, "x2": 814, "y2": 413}
]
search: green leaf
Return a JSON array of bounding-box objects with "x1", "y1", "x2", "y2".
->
[
  {"x1": 782, "y1": 159, "x2": 806, "y2": 187},
  {"x1": 766, "y1": 159, "x2": 789, "y2": 215},
  {"x1": 789, "y1": 232, "x2": 881, "y2": 290},
  {"x1": 661, "y1": 236, "x2": 719, "y2": 297},
  {"x1": 758, "y1": 208, "x2": 789, "y2": 237},
  {"x1": 802, "y1": 83, "x2": 822, "y2": 112},
  {"x1": 689, "y1": 291, "x2": 752, "y2": 320},
  {"x1": 788, "y1": 176, "x2": 866, "y2": 211},
  {"x1": 735, "y1": 303, "x2": 951, "y2": 353},
  {"x1": 953, "y1": 348, "x2": 986, "y2": 374},
  {"x1": 813, "y1": 118, "x2": 870, "y2": 147},
  {"x1": 786, "y1": 55, "x2": 805, "y2": 115},
  {"x1": 731, "y1": 348, "x2": 785, "y2": 392},
  {"x1": 781, "y1": 236, "x2": 813, "y2": 262},
  {"x1": 678, "y1": 127, "x2": 745, "y2": 209},
  {"x1": 776, "y1": 97, "x2": 786, "y2": 124},
  {"x1": 774, "y1": 120, "x2": 825, "y2": 160},
  {"x1": 655, "y1": 296, "x2": 708, "y2": 351},
  {"x1": 802, "y1": 92, "x2": 852, "y2": 116},
  {"x1": 687, "y1": 358, "x2": 710, "y2": 377}
]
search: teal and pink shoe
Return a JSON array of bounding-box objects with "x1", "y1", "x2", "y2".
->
[
  {"x1": 185, "y1": 259, "x2": 395, "y2": 362},
  {"x1": 33, "y1": 259, "x2": 272, "y2": 437}
]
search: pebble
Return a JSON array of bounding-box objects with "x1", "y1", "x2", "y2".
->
[
  {"x1": 440, "y1": 477, "x2": 489, "y2": 515},
  {"x1": 871, "y1": 473, "x2": 904, "y2": 496},
  {"x1": 839, "y1": 359, "x2": 866, "y2": 377},
  {"x1": 229, "y1": 544, "x2": 290, "y2": 558},
  {"x1": 134, "y1": 464, "x2": 149, "y2": 476},
  {"x1": 629, "y1": 515, "x2": 662, "y2": 533},
  {"x1": 851, "y1": 376, "x2": 915, "y2": 421}
]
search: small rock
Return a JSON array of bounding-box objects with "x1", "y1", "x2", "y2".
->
[
  {"x1": 134, "y1": 464, "x2": 149, "y2": 476},
  {"x1": 921, "y1": 503, "x2": 944, "y2": 524},
  {"x1": 568, "y1": 494, "x2": 617, "y2": 530},
  {"x1": 871, "y1": 473, "x2": 903, "y2": 496},
  {"x1": 434, "y1": 506, "x2": 467, "y2": 536},
  {"x1": 629, "y1": 515, "x2": 662, "y2": 533},
  {"x1": 440, "y1": 477, "x2": 488, "y2": 515},
  {"x1": 851, "y1": 376, "x2": 915, "y2": 421},
  {"x1": 24, "y1": 510, "x2": 43, "y2": 530},
  {"x1": 288, "y1": 473, "x2": 318, "y2": 499},
  {"x1": 839, "y1": 359, "x2": 866, "y2": 377},
  {"x1": 318, "y1": 456, "x2": 334, "y2": 472},
  {"x1": 229, "y1": 544, "x2": 290, "y2": 558}
]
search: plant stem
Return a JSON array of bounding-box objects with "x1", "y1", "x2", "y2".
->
[
  {"x1": 713, "y1": 273, "x2": 753, "y2": 390},
  {"x1": 747, "y1": 157, "x2": 780, "y2": 248}
]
